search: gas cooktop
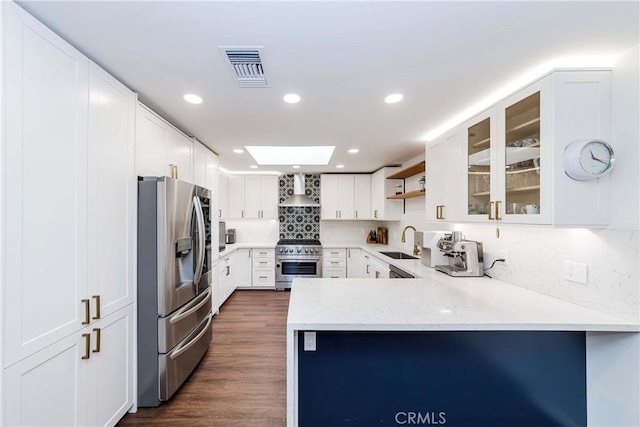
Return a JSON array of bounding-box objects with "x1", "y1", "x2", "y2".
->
[{"x1": 276, "y1": 239, "x2": 322, "y2": 246}]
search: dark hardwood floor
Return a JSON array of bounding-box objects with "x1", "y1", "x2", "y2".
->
[{"x1": 117, "y1": 290, "x2": 290, "y2": 427}]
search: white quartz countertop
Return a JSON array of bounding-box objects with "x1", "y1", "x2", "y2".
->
[
  {"x1": 218, "y1": 242, "x2": 275, "y2": 257},
  {"x1": 287, "y1": 276, "x2": 639, "y2": 332}
]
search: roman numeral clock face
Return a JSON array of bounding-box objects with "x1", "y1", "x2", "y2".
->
[{"x1": 563, "y1": 139, "x2": 615, "y2": 181}]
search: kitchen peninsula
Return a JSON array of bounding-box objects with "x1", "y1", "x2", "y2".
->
[{"x1": 286, "y1": 275, "x2": 638, "y2": 427}]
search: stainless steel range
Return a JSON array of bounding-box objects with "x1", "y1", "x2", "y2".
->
[{"x1": 275, "y1": 239, "x2": 322, "y2": 290}]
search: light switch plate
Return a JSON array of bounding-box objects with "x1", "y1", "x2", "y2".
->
[
  {"x1": 304, "y1": 331, "x2": 316, "y2": 351},
  {"x1": 564, "y1": 261, "x2": 588, "y2": 285}
]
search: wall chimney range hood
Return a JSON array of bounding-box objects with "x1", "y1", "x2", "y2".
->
[{"x1": 279, "y1": 174, "x2": 320, "y2": 207}]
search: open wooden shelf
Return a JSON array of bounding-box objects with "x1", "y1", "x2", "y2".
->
[
  {"x1": 387, "y1": 189, "x2": 425, "y2": 199},
  {"x1": 387, "y1": 161, "x2": 425, "y2": 179}
]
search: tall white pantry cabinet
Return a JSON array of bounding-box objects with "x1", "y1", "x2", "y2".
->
[{"x1": 1, "y1": 2, "x2": 135, "y2": 426}]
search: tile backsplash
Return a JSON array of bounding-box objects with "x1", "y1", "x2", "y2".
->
[{"x1": 279, "y1": 174, "x2": 321, "y2": 239}]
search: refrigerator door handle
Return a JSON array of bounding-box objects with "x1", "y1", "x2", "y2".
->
[
  {"x1": 192, "y1": 196, "x2": 206, "y2": 290},
  {"x1": 169, "y1": 313, "x2": 212, "y2": 360},
  {"x1": 169, "y1": 288, "x2": 211, "y2": 325}
]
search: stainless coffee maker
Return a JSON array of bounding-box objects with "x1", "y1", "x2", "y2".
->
[{"x1": 435, "y1": 232, "x2": 484, "y2": 277}]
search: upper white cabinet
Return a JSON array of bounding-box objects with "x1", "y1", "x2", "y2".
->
[
  {"x1": 371, "y1": 168, "x2": 402, "y2": 220},
  {"x1": 461, "y1": 70, "x2": 611, "y2": 226},
  {"x1": 193, "y1": 140, "x2": 208, "y2": 188},
  {"x1": 320, "y1": 174, "x2": 371, "y2": 220},
  {"x1": 135, "y1": 103, "x2": 193, "y2": 182},
  {"x1": 227, "y1": 175, "x2": 278, "y2": 219},
  {"x1": 218, "y1": 172, "x2": 229, "y2": 219},
  {"x1": 426, "y1": 128, "x2": 463, "y2": 222},
  {"x1": 245, "y1": 175, "x2": 279, "y2": 219},
  {"x1": 2, "y1": 3, "x2": 135, "y2": 425},
  {"x1": 321, "y1": 175, "x2": 355, "y2": 219},
  {"x1": 205, "y1": 149, "x2": 219, "y2": 192},
  {"x1": 354, "y1": 175, "x2": 372, "y2": 220}
]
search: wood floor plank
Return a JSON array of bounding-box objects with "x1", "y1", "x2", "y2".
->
[{"x1": 117, "y1": 290, "x2": 290, "y2": 427}]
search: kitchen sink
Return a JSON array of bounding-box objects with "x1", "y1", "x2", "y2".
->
[{"x1": 379, "y1": 251, "x2": 418, "y2": 260}]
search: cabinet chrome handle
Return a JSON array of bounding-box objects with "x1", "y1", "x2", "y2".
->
[
  {"x1": 374, "y1": 210, "x2": 378, "y2": 219},
  {"x1": 331, "y1": 261, "x2": 339, "y2": 264},
  {"x1": 82, "y1": 333, "x2": 91, "y2": 360},
  {"x1": 226, "y1": 266, "x2": 230, "y2": 276},
  {"x1": 336, "y1": 210, "x2": 338, "y2": 218},
  {"x1": 440, "y1": 205, "x2": 446, "y2": 220},
  {"x1": 219, "y1": 209, "x2": 222, "y2": 218},
  {"x1": 331, "y1": 276, "x2": 339, "y2": 278},
  {"x1": 495, "y1": 200, "x2": 502, "y2": 221},
  {"x1": 375, "y1": 271, "x2": 380, "y2": 278},
  {"x1": 488, "y1": 201, "x2": 495, "y2": 220},
  {"x1": 92, "y1": 328, "x2": 101, "y2": 353},
  {"x1": 241, "y1": 210, "x2": 244, "y2": 218},
  {"x1": 355, "y1": 211, "x2": 358, "y2": 219},
  {"x1": 81, "y1": 299, "x2": 90, "y2": 325},
  {"x1": 366, "y1": 265, "x2": 370, "y2": 274},
  {"x1": 259, "y1": 276, "x2": 267, "y2": 280},
  {"x1": 92, "y1": 295, "x2": 101, "y2": 320}
]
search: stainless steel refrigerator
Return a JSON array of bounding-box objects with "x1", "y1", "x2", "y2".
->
[{"x1": 137, "y1": 176, "x2": 213, "y2": 407}]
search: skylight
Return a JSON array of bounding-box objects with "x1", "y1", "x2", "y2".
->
[{"x1": 245, "y1": 146, "x2": 335, "y2": 165}]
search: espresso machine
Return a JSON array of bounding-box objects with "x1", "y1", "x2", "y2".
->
[{"x1": 435, "y1": 232, "x2": 484, "y2": 277}]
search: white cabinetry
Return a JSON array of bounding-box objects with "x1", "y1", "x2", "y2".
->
[
  {"x1": 362, "y1": 253, "x2": 389, "y2": 279},
  {"x1": 5, "y1": 306, "x2": 134, "y2": 427},
  {"x1": 218, "y1": 172, "x2": 229, "y2": 219},
  {"x1": 323, "y1": 248, "x2": 347, "y2": 278},
  {"x1": 346, "y1": 248, "x2": 364, "y2": 278},
  {"x1": 135, "y1": 103, "x2": 194, "y2": 183},
  {"x1": 228, "y1": 175, "x2": 278, "y2": 219},
  {"x1": 193, "y1": 140, "x2": 208, "y2": 188},
  {"x1": 2, "y1": 5, "x2": 135, "y2": 424},
  {"x1": 236, "y1": 249, "x2": 252, "y2": 287},
  {"x1": 218, "y1": 253, "x2": 236, "y2": 308},
  {"x1": 371, "y1": 168, "x2": 402, "y2": 220},
  {"x1": 321, "y1": 175, "x2": 371, "y2": 220},
  {"x1": 244, "y1": 175, "x2": 279, "y2": 219},
  {"x1": 252, "y1": 248, "x2": 275, "y2": 288},
  {"x1": 462, "y1": 70, "x2": 611, "y2": 226},
  {"x1": 426, "y1": 128, "x2": 463, "y2": 222}
]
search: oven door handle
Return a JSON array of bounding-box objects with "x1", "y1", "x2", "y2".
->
[{"x1": 277, "y1": 257, "x2": 321, "y2": 262}]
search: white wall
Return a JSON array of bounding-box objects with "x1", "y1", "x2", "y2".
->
[{"x1": 391, "y1": 46, "x2": 640, "y2": 323}]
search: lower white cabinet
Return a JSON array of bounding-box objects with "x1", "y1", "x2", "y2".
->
[
  {"x1": 218, "y1": 253, "x2": 236, "y2": 307},
  {"x1": 346, "y1": 248, "x2": 364, "y2": 278},
  {"x1": 4, "y1": 305, "x2": 134, "y2": 427},
  {"x1": 362, "y1": 253, "x2": 389, "y2": 279},
  {"x1": 236, "y1": 249, "x2": 252, "y2": 287},
  {"x1": 251, "y1": 248, "x2": 275, "y2": 288},
  {"x1": 323, "y1": 248, "x2": 347, "y2": 278}
]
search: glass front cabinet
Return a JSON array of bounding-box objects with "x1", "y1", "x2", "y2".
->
[{"x1": 461, "y1": 70, "x2": 611, "y2": 226}]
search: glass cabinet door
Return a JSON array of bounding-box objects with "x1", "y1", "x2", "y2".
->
[
  {"x1": 466, "y1": 117, "x2": 491, "y2": 217},
  {"x1": 504, "y1": 92, "x2": 541, "y2": 217}
]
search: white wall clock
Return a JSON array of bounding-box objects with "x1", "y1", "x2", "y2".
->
[{"x1": 563, "y1": 139, "x2": 615, "y2": 181}]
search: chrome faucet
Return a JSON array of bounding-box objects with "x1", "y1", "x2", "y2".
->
[{"x1": 401, "y1": 225, "x2": 420, "y2": 256}]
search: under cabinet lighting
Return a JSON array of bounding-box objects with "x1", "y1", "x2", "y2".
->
[{"x1": 336, "y1": 164, "x2": 345, "y2": 169}]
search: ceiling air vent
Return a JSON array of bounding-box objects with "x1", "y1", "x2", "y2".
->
[{"x1": 219, "y1": 47, "x2": 268, "y2": 88}]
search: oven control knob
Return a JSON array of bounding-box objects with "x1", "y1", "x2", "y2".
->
[
  {"x1": 305, "y1": 248, "x2": 309, "y2": 253},
  {"x1": 287, "y1": 248, "x2": 292, "y2": 253},
  {"x1": 279, "y1": 248, "x2": 283, "y2": 253},
  {"x1": 316, "y1": 248, "x2": 320, "y2": 253},
  {"x1": 297, "y1": 248, "x2": 301, "y2": 253}
]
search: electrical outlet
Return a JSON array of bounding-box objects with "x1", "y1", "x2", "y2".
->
[
  {"x1": 499, "y1": 250, "x2": 509, "y2": 266},
  {"x1": 304, "y1": 331, "x2": 316, "y2": 351},
  {"x1": 564, "y1": 261, "x2": 588, "y2": 285}
]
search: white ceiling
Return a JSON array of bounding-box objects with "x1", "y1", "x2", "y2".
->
[{"x1": 17, "y1": 1, "x2": 639, "y2": 174}]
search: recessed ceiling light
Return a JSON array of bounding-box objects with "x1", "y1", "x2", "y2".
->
[
  {"x1": 245, "y1": 146, "x2": 335, "y2": 165},
  {"x1": 250, "y1": 165, "x2": 258, "y2": 169},
  {"x1": 283, "y1": 93, "x2": 301, "y2": 104},
  {"x1": 292, "y1": 165, "x2": 300, "y2": 169},
  {"x1": 384, "y1": 93, "x2": 403, "y2": 104},
  {"x1": 233, "y1": 149, "x2": 244, "y2": 154},
  {"x1": 336, "y1": 164, "x2": 345, "y2": 169},
  {"x1": 348, "y1": 148, "x2": 359, "y2": 154},
  {"x1": 184, "y1": 93, "x2": 203, "y2": 104}
]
